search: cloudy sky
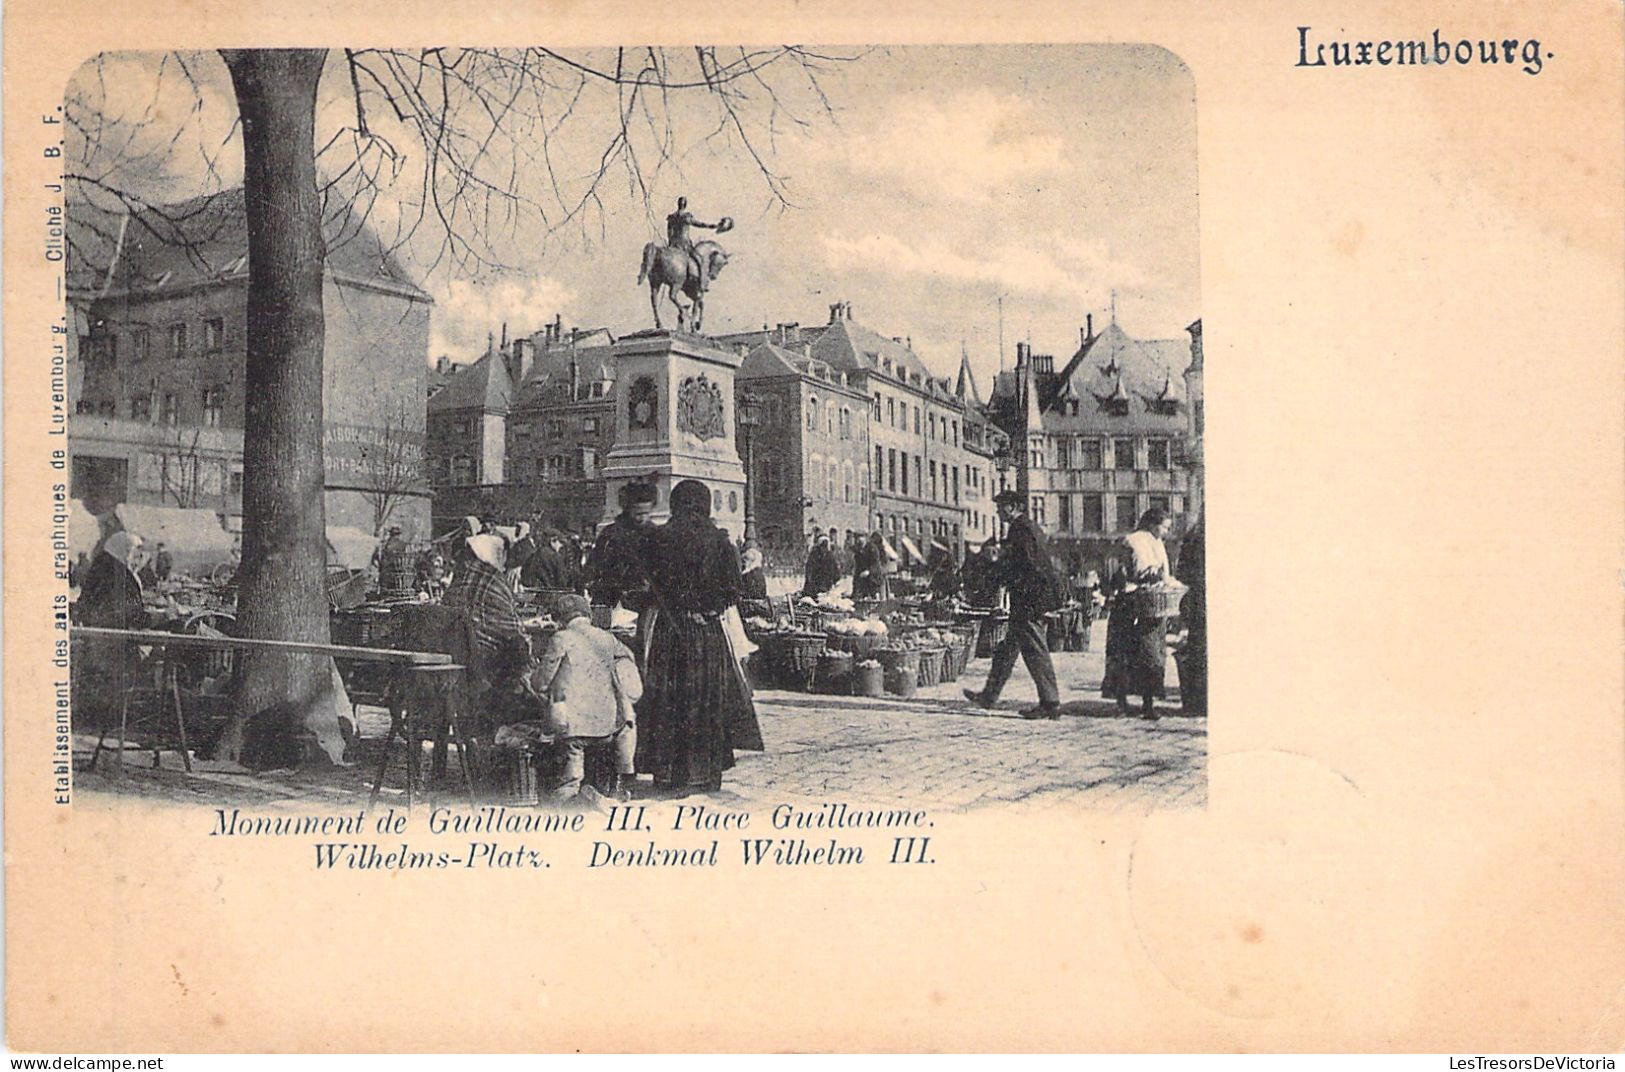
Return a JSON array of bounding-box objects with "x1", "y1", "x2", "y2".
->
[{"x1": 69, "y1": 45, "x2": 1198, "y2": 391}]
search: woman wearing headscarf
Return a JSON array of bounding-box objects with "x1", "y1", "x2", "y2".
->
[
  {"x1": 441, "y1": 534, "x2": 530, "y2": 696},
  {"x1": 1100, "y1": 508, "x2": 1176, "y2": 720},
  {"x1": 636, "y1": 479, "x2": 764, "y2": 794},
  {"x1": 853, "y1": 530, "x2": 892, "y2": 601},
  {"x1": 739, "y1": 544, "x2": 769, "y2": 603}
]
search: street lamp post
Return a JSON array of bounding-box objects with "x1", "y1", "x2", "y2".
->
[{"x1": 738, "y1": 393, "x2": 762, "y2": 545}]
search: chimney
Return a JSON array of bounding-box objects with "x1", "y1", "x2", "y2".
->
[
  {"x1": 553, "y1": 313, "x2": 563, "y2": 341},
  {"x1": 1087, "y1": 313, "x2": 1094, "y2": 339},
  {"x1": 513, "y1": 338, "x2": 534, "y2": 382},
  {"x1": 1015, "y1": 342, "x2": 1030, "y2": 367},
  {"x1": 569, "y1": 355, "x2": 580, "y2": 399},
  {"x1": 501, "y1": 321, "x2": 509, "y2": 350},
  {"x1": 829, "y1": 303, "x2": 841, "y2": 324}
]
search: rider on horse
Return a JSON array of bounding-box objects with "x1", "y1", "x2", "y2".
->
[{"x1": 666, "y1": 197, "x2": 730, "y2": 293}]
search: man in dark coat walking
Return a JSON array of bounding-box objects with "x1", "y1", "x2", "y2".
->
[{"x1": 964, "y1": 490, "x2": 1063, "y2": 718}]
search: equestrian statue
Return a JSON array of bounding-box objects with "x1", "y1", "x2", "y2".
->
[{"x1": 638, "y1": 196, "x2": 733, "y2": 333}]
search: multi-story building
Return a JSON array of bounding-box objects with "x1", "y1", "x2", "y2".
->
[
  {"x1": 732, "y1": 339, "x2": 873, "y2": 557},
  {"x1": 67, "y1": 189, "x2": 434, "y2": 537},
  {"x1": 427, "y1": 320, "x2": 619, "y2": 538},
  {"x1": 989, "y1": 313, "x2": 1197, "y2": 576},
  {"x1": 718, "y1": 302, "x2": 1005, "y2": 561}
]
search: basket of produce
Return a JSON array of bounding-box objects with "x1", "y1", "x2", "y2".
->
[
  {"x1": 853, "y1": 659, "x2": 885, "y2": 698},
  {"x1": 946, "y1": 621, "x2": 981, "y2": 672},
  {"x1": 884, "y1": 662, "x2": 917, "y2": 698},
  {"x1": 815, "y1": 650, "x2": 855, "y2": 694},
  {"x1": 875, "y1": 646, "x2": 919, "y2": 678},
  {"x1": 823, "y1": 616, "x2": 889, "y2": 658}
]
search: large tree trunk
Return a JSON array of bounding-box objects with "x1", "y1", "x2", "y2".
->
[{"x1": 211, "y1": 49, "x2": 347, "y2": 768}]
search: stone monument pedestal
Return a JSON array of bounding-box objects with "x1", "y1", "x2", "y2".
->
[{"x1": 600, "y1": 330, "x2": 748, "y2": 538}]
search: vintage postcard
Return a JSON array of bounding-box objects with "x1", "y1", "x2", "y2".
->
[{"x1": 4, "y1": 0, "x2": 1622, "y2": 1055}]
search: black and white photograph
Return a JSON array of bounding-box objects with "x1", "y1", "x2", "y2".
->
[{"x1": 62, "y1": 44, "x2": 1204, "y2": 812}]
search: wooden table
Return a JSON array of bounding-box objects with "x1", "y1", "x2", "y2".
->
[{"x1": 70, "y1": 627, "x2": 466, "y2": 807}]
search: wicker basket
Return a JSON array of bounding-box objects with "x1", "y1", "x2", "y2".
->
[
  {"x1": 940, "y1": 638, "x2": 965, "y2": 682},
  {"x1": 815, "y1": 650, "x2": 855, "y2": 693},
  {"x1": 502, "y1": 749, "x2": 540, "y2": 806},
  {"x1": 780, "y1": 633, "x2": 827, "y2": 691},
  {"x1": 915, "y1": 647, "x2": 947, "y2": 688},
  {"x1": 1138, "y1": 584, "x2": 1189, "y2": 619}
]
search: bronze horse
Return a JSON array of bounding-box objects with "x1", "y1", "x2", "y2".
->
[{"x1": 637, "y1": 239, "x2": 730, "y2": 333}]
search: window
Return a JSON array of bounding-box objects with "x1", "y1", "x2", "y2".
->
[
  {"x1": 1080, "y1": 438, "x2": 1103, "y2": 469},
  {"x1": 729, "y1": 491, "x2": 739, "y2": 513},
  {"x1": 913, "y1": 456, "x2": 922, "y2": 497},
  {"x1": 929, "y1": 460, "x2": 937, "y2": 502},
  {"x1": 1058, "y1": 495, "x2": 1072, "y2": 532},
  {"x1": 204, "y1": 317, "x2": 225, "y2": 352},
  {"x1": 1083, "y1": 495, "x2": 1104, "y2": 532},
  {"x1": 229, "y1": 469, "x2": 244, "y2": 498},
  {"x1": 1116, "y1": 495, "x2": 1137, "y2": 531},
  {"x1": 452, "y1": 455, "x2": 475, "y2": 485},
  {"x1": 807, "y1": 397, "x2": 819, "y2": 432},
  {"x1": 900, "y1": 451, "x2": 909, "y2": 495},
  {"x1": 1147, "y1": 439, "x2": 1171, "y2": 470},
  {"x1": 580, "y1": 447, "x2": 598, "y2": 477},
  {"x1": 548, "y1": 419, "x2": 565, "y2": 440},
  {"x1": 840, "y1": 406, "x2": 851, "y2": 440},
  {"x1": 872, "y1": 393, "x2": 881, "y2": 419},
  {"x1": 168, "y1": 323, "x2": 187, "y2": 360},
  {"x1": 1029, "y1": 445, "x2": 1044, "y2": 469},
  {"x1": 1055, "y1": 439, "x2": 1073, "y2": 469},
  {"x1": 1113, "y1": 437, "x2": 1137, "y2": 470},
  {"x1": 929, "y1": 414, "x2": 937, "y2": 441},
  {"x1": 875, "y1": 446, "x2": 884, "y2": 489},
  {"x1": 130, "y1": 395, "x2": 152, "y2": 421},
  {"x1": 1149, "y1": 495, "x2": 1170, "y2": 515},
  {"x1": 548, "y1": 455, "x2": 565, "y2": 478},
  {"x1": 582, "y1": 417, "x2": 600, "y2": 434},
  {"x1": 160, "y1": 393, "x2": 179, "y2": 426},
  {"x1": 913, "y1": 407, "x2": 921, "y2": 435},
  {"x1": 202, "y1": 388, "x2": 223, "y2": 428},
  {"x1": 713, "y1": 490, "x2": 723, "y2": 512},
  {"x1": 951, "y1": 420, "x2": 959, "y2": 447},
  {"x1": 952, "y1": 466, "x2": 960, "y2": 505},
  {"x1": 826, "y1": 460, "x2": 836, "y2": 502},
  {"x1": 886, "y1": 398, "x2": 895, "y2": 426},
  {"x1": 809, "y1": 453, "x2": 823, "y2": 498},
  {"x1": 887, "y1": 448, "x2": 897, "y2": 492},
  {"x1": 827, "y1": 405, "x2": 836, "y2": 436},
  {"x1": 1031, "y1": 496, "x2": 1046, "y2": 524},
  {"x1": 843, "y1": 461, "x2": 855, "y2": 503}
]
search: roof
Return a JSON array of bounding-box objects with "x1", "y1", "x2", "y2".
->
[
  {"x1": 511, "y1": 339, "x2": 617, "y2": 409},
  {"x1": 737, "y1": 342, "x2": 805, "y2": 380},
  {"x1": 427, "y1": 350, "x2": 512, "y2": 415},
  {"x1": 70, "y1": 187, "x2": 432, "y2": 301},
  {"x1": 955, "y1": 347, "x2": 983, "y2": 405},
  {"x1": 810, "y1": 315, "x2": 936, "y2": 385}
]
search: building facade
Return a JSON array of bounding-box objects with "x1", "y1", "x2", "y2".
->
[
  {"x1": 733, "y1": 340, "x2": 874, "y2": 558},
  {"x1": 67, "y1": 189, "x2": 434, "y2": 538},
  {"x1": 989, "y1": 314, "x2": 1197, "y2": 576}
]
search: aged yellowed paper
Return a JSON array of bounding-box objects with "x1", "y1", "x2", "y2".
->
[{"x1": 5, "y1": 0, "x2": 1622, "y2": 1053}]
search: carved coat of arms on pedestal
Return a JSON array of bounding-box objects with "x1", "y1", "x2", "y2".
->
[{"x1": 676, "y1": 374, "x2": 726, "y2": 440}]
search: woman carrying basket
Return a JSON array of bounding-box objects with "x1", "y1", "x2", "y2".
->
[{"x1": 1101, "y1": 508, "x2": 1177, "y2": 721}]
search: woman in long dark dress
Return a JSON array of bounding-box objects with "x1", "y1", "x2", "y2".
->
[
  {"x1": 1100, "y1": 509, "x2": 1176, "y2": 720},
  {"x1": 636, "y1": 480, "x2": 764, "y2": 794}
]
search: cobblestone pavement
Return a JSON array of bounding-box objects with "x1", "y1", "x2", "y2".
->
[
  {"x1": 719, "y1": 647, "x2": 1206, "y2": 815},
  {"x1": 74, "y1": 645, "x2": 1204, "y2": 814}
]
